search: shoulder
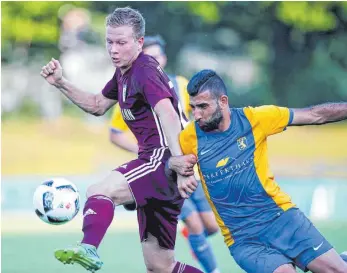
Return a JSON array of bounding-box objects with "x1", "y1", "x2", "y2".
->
[
  {"x1": 101, "y1": 69, "x2": 119, "y2": 99},
  {"x1": 242, "y1": 106, "x2": 256, "y2": 118},
  {"x1": 132, "y1": 54, "x2": 162, "y2": 84},
  {"x1": 243, "y1": 105, "x2": 290, "y2": 117},
  {"x1": 134, "y1": 53, "x2": 160, "y2": 73},
  {"x1": 242, "y1": 105, "x2": 270, "y2": 119},
  {"x1": 241, "y1": 106, "x2": 267, "y2": 125},
  {"x1": 180, "y1": 122, "x2": 198, "y2": 145},
  {"x1": 179, "y1": 122, "x2": 198, "y2": 155},
  {"x1": 181, "y1": 121, "x2": 196, "y2": 136}
]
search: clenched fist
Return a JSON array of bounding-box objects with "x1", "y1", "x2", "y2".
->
[{"x1": 40, "y1": 58, "x2": 63, "y2": 86}]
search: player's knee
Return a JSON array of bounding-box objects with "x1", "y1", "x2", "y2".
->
[
  {"x1": 205, "y1": 222, "x2": 219, "y2": 235},
  {"x1": 86, "y1": 183, "x2": 111, "y2": 199},
  {"x1": 199, "y1": 211, "x2": 219, "y2": 235},
  {"x1": 185, "y1": 212, "x2": 204, "y2": 234},
  {"x1": 331, "y1": 265, "x2": 347, "y2": 273},
  {"x1": 273, "y1": 263, "x2": 296, "y2": 273},
  {"x1": 86, "y1": 172, "x2": 132, "y2": 205}
]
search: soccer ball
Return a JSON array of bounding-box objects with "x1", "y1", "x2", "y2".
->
[{"x1": 33, "y1": 178, "x2": 80, "y2": 225}]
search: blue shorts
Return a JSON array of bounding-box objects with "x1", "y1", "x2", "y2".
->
[
  {"x1": 229, "y1": 208, "x2": 333, "y2": 273},
  {"x1": 179, "y1": 182, "x2": 212, "y2": 221}
]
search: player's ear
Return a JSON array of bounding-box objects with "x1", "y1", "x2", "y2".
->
[
  {"x1": 138, "y1": 37, "x2": 144, "y2": 50},
  {"x1": 219, "y1": 95, "x2": 229, "y2": 109}
]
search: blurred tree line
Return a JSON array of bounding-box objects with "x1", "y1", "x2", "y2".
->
[{"x1": 2, "y1": 1, "x2": 347, "y2": 108}]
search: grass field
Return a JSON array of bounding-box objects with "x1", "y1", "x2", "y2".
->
[{"x1": 2, "y1": 221, "x2": 347, "y2": 273}]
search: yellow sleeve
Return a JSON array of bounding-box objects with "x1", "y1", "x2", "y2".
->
[
  {"x1": 176, "y1": 76, "x2": 191, "y2": 118},
  {"x1": 179, "y1": 122, "x2": 198, "y2": 156},
  {"x1": 244, "y1": 105, "x2": 293, "y2": 136},
  {"x1": 109, "y1": 104, "x2": 129, "y2": 132}
]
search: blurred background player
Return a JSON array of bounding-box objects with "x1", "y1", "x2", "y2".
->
[
  {"x1": 109, "y1": 35, "x2": 221, "y2": 273},
  {"x1": 58, "y1": 6, "x2": 112, "y2": 128}
]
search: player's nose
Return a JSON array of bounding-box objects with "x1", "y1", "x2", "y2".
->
[
  {"x1": 194, "y1": 114, "x2": 201, "y2": 121},
  {"x1": 110, "y1": 44, "x2": 118, "y2": 54},
  {"x1": 193, "y1": 111, "x2": 202, "y2": 122}
]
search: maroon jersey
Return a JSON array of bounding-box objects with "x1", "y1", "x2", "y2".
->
[{"x1": 102, "y1": 52, "x2": 185, "y2": 161}]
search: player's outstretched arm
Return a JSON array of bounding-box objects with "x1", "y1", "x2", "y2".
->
[
  {"x1": 40, "y1": 58, "x2": 117, "y2": 116},
  {"x1": 290, "y1": 102, "x2": 347, "y2": 126}
]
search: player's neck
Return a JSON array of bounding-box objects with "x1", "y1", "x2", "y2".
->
[{"x1": 217, "y1": 109, "x2": 232, "y2": 132}]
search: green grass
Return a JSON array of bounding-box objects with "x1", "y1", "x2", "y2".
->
[{"x1": 2, "y1": 223, "x2": 347, "y2": 273}]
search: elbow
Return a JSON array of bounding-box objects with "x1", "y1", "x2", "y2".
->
[
  {"x1": 309, "y1": 108, "x2": 327, "y2": 125},
  {"x1": 109, "y1": 131, "x2": 121, "y2": 146},
  {"x1": 90, "y1": 94, "x2": 108, "y2": 116},
  {"x1": 315, "y1": 118, "x2": 327, "y2": 125},
  {"x1": 109, "y1": 131, "x2": 117, "y2": 144},
  {"x1": 314, "y1": 114, "x2": 329, "y2": 125}
]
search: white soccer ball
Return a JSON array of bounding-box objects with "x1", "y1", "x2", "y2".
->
[{"x1": 33, "y1": 178, "x2": 80, "y2": 225}]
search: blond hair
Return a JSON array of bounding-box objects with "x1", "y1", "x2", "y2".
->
[{"x1": 106, "y1": 7, "x2": 145, "y2": 39}]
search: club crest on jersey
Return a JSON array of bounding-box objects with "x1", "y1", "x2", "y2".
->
[
  {"x1": 122, "y1": 84, "x2": 127, "y2": 102},
  {"x1": 237, "y1": 137, "x2": 247, "y2": 150}
]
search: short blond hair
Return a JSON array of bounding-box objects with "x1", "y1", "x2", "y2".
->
[{"x1": 106, "y1": 7, "x2": 145, "y2": 39}]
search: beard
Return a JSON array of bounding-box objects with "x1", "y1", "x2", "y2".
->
[{"x1": 199, "y1": 105, "x2": 223, "y2": 132}]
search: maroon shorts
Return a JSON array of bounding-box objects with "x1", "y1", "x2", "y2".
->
[{"x1": 115, "y1": 154, "x2": 183, "y2": 250}]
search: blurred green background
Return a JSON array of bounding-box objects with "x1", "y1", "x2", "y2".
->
[{"x1": 1, "y1": 2, "x2": 347, "y2": 273}]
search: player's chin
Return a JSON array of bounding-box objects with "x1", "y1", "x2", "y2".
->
[
  {"x1": 111, "y1": 59, "x2": 122, "y2": 67},
  {"x1": 111, "y1": 62, "x2": 121, "y2": 68},
  {"x1": 198, "y1": 123, "x2": 209, "y2": 132},
  {"x1": 197, "y1": 121, "x2": 205, "y2": 128}
]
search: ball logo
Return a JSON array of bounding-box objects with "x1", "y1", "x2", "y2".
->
[{"x1": 43, "y1": 192, "x2": 54, "y2": 212}]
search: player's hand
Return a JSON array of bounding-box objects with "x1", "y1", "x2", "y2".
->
[
  {"x1": 168, "y1": 155, "x2": 197, "y2": 176},
  {"x1": 40, "y1": 58, "x2": 63, "y2": 86},
  {"x1": 177, "y1": 174, "x2": 198, "y2": 199}
]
